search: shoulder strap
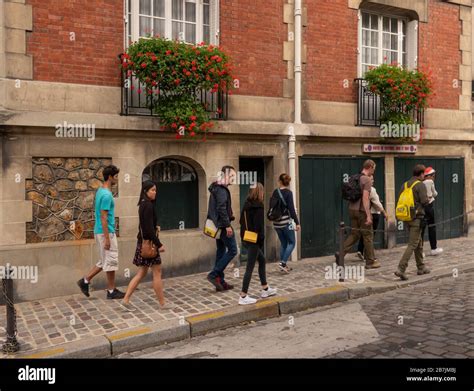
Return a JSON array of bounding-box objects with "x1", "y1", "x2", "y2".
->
[
  {"x1": 409, "y1": 180, "x2": 420, "y2": 190},
  {"x1": 276, "y1": 188, "x2": 287, "y2": 207},
  {"x1": 138, "y1": 204, "x2": 144, "y2": 239}
]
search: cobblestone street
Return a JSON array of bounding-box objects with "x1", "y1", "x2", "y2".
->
[
  {"x1": 121, "y1": 270, "x2": 474, "y2": 359},
  {"x1": 1, "y1": 236, "x2": 474, "y2": 357},
  {"x1": 328, "y1": 271, "x2": 474, "y2": 358}
]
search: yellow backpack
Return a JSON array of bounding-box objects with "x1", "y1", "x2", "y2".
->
[{"x1": 396, "y1": 180, "x2": 420, "y2": 222}]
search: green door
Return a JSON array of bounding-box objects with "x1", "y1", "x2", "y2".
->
[
  {"x1": 143, "y1": 158, "x2": 199, "y2": 231},
  {"x1": 299, "y1": 156, "x2": 385, "y2": 258},
  {"x1": 239, "y1": 158, "x2": 265, "y2": 262},
  {"x1": 394, "y1": 157, "x2": 465, "y2": 244}
]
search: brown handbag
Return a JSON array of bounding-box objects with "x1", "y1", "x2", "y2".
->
[{"x1": 139, "y1": 224, "x2": 158, "y2": 259}]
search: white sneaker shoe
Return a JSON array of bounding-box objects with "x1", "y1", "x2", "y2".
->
[
  {"x1": 239, "y1": 295, "x2": 257, "y2": 305},
  {"x1": 430, "y1": 248, "x2": 443, "y2": 256},
  {"x1": 261, "y1": 287, "x2": 277, "y2": 298}
]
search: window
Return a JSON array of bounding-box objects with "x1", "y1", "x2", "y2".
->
[
  {"x1": 142, "y1": 158, "x2": 199, "y2": 230},
  {"x1": 127, "y1": 0, "x2": 217, "y2": 47},
  {"x1": 359, "y1": 11, "x2": 415, "y2": 76}
]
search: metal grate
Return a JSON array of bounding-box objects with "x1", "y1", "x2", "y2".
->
[
  {"x1": 121, "y1": 70, "x2": 228, "y2": 120},
  {"x1": 355, "y1": 78, "x2": 424, "y2": 127}
]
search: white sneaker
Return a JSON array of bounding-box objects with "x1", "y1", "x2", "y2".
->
[
  {"x1": 238, "y1": 295, "x2": 257, "y2": 305},
  {"x1": 430, "y1": 248, "x2": 443, "y2": 256},
  {"x1": 261, "y1": 287, "x2": 277, "y2": 298}
]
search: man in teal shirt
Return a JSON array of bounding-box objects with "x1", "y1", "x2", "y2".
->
[{"x1": 77, "y1": 165, "x2": 125, "y2": 299}]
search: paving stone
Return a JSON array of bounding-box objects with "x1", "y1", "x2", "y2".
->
[
  {"x1": 1, "y1": 236, "x2": 474, "y2": 357},
  {"x1": 328, "y1": 267, "x2": 474, "y2": 358}
]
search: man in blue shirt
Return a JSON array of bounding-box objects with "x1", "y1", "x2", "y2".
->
[{"x1": 77, "y1": 165, "x2": 125, "y2": 299}]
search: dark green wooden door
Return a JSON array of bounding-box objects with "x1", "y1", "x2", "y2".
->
[
  {"x1": 394, "y1": 157, "x2": 465, "y2": 244},
  {"x1": 156, "y1": 181, "x2": 198, "y2": 230},
  {"x1": 299, "y1": 156, "x2": 385, "y2": 258}
]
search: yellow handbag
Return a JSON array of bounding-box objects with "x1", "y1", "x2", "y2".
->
[
  {"x1": 243, "y1": 211, "x2": 258, "y2": 243},
  {"x1": 204, "y1": 218, "x2": 220, "y2": 238}
]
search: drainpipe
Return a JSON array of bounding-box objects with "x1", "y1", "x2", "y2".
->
[
  {"x1": 294, "y1": 0, "x2": 302, "y2": 125},
  {"x1": 289, "y1": 0, "x2": 302, "y2": 262},
  {"x1": 288, "y1": 127, "x2": 298, "y2": 262}
]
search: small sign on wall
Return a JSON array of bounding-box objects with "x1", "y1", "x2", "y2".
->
[{"x1": 363, "y1": 144, "x2": 417, "y2": 154}]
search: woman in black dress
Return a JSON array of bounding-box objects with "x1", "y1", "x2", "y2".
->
[{"x1": 121, "y1": 180, "x2": 173, "y2": 310}]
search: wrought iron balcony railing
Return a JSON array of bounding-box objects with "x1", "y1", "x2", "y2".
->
[
  {"x1": 355, "y1": 78, "x2": 424, "y2": 127},
  {"x1": 120, "y1": 71, "x2": 228, "y2": 120}
]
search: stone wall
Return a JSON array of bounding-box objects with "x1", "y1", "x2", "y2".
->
[{"x1": 25, "y1": 157, "x2": 118, "y2": 243}]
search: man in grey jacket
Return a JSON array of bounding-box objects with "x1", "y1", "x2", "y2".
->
[
  {"x1": 207, "y1": 166, "x2": 237, "y2": 291},
  {"x1": 395, "y1": 164, "x2": 431, "y2": 280}
]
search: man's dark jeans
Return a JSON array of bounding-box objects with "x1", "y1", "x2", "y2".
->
[{"x1": 209, "y1": 229, "x2": 237, "y2": 284}]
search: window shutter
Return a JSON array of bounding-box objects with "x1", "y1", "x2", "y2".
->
[
  {"x1": 211, "y1": 0, "x2": 220, "y2": 45},
  {"x1": 357, "y1": 9, "x2": 362, "y2": 77},
  {"x1": 406, "y1": 20, "x2": 418, "y2": 70}
]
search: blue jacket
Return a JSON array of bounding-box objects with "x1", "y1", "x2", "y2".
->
[{"x1": 207, "y1": 182, "x2": 234, "y2": 228}]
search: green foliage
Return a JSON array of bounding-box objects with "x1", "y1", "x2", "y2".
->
[
  {"x1": 154, "y1": 94, "x2": 213, "y2": 139},
  {"x1": 364, "y1": 64, "x2": 433, "y2": 125},
  {"x1": 122, "y1": 38, "x2": 234, "y2": 138}
]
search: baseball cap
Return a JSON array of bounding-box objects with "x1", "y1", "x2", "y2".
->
[{"x1": 424, "y1": 166, "x2": 435, "y2": 176}]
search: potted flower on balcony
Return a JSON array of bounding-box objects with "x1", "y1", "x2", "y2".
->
[
  {"x1": 364, "y1": 63, "x2": 433, "y2": 144},
  {"x1": 121, "y1": 37, "x2": 234, "y2": 139}
]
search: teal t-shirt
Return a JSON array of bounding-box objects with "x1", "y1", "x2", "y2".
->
[{"x1": 94, "y1": 187, "x2": 115, "y2": 234}]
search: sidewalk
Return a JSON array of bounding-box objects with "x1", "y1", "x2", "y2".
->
[{"x1": 1, "y1": 236, "x2": 473, "y2": 358}]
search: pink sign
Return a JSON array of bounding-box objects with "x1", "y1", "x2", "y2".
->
[{"x1": 363, "y1": 144, "x2": 417, "y2": 154}]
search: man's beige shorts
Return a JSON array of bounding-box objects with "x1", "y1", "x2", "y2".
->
[{"x1": 95, "y1": 233, "x2": 119, "y2": 272}]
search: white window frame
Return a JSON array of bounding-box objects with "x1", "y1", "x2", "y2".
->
[
  {"x1": 357, "y1": 10, "x2": 416, "y2": 78},
  {"x1": 125, "y1": 0, "x2": 219, "y2": 49}
]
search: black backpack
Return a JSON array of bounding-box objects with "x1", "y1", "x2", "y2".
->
[
  {"x1": 267, "y1": 189, "x2": 288, "y2": 221},
  {"x1": 342, "y1": 173, "x2": 363, "y2": 201}
]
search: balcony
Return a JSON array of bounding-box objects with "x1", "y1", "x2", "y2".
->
[
  {"x1": 355, "y1": 78, "x2": 424, "y2": 127},
  {"x1": 120, "y1": 71, "x2": 228, "y2": 120}
]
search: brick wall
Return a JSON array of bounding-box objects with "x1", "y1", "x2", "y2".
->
[
  {"x1": 304, "y1": 0, "x2": 359, "y2": 103},
  {"x1": 219, "y1": 0, "x2": 286, "y2": 97},
  {"x1": 25, "y1": 0, "x2": 462, "y2": 106},
  {"x1": 26, "y1": 0, "x2": 124, "y2": 86},
  {"x1": 418, "y1": 0, "x2": 461, "y2": 110},
  {"x1": 26, "y1": 0, "x2": 286, "y2": 97},
  {"x1": 304, "y1": 0, "x2": 461, "y2": 110}
]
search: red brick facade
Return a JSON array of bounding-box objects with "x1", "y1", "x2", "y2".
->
[
  {"x1": 26, "y1": 0, "x2": 461, "y2": 108},
  {"x1": 304, "y1": 0, "x2": 461, "y2": 110},
  {"x1": 418, "y1": 0, "x2": 461, "y2": 110},
  {"x1": 303, "y1": 0, "x2": 358, "y2": 103},
  {"x1": 219, "y1": 0, "x2": 286, "y2": 97},
  {"x1": 26, "y1": 0, "x2": 124, "y2": 86}
]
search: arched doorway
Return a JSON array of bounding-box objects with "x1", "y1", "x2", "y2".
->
[{"x1": 142, "y1": 158, "x2": 199, "y2": 230}]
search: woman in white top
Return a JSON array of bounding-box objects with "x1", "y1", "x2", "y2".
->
[
  {"x1": 422, "y1": 167, "x2": 443, "y2": 256},
  {"x1": 357, "y1": 175, "x2": 388, "y2": 261}
]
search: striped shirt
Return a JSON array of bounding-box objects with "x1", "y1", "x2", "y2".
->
[{"x1": 272, "y1": 188, "x2": 300, "y2": 229}]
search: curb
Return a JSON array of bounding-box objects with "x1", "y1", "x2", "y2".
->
[
  {"x1": 186, "y1": 299, "x2": 280, "y2": 337},
  {"x1": 9, "y1": 264, "x2": 474, "y2": 358},
  {"x1": 278, "y1": 286, "x2": 349, "y2": 314},
  {"x1": 106, "y1": 319, "x2": 190, "y2": 356},
  {"x1": 18, "y1": 336, "x2": 111, "y2": 359}
]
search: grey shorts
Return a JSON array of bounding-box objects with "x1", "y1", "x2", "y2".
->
[{"x1": 95, "y1": 233, "x2": 119, "y2": 272}]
